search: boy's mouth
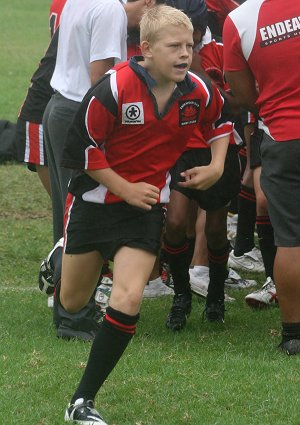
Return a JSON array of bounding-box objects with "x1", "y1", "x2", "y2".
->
[{"x1": 174, "y1": 63, "x2": 188, "y2": 69}]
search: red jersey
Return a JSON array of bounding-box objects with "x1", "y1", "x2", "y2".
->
[
  {"x1": 49, "y1": 0, "x2": 67, "y2": 37},
  {"x1": 61, "y1": 57, "x2": 233, "y2": 204},
  {"x1": 206, "y1": 0, "x2": 239, "y2": 30},
  {"x1": 187, "y1": 31, "x2": 242, "y2": 149},
  {"x1": 223, "y1": 0, "x2": 300, "y2": 141}
]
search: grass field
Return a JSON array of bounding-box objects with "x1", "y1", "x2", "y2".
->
[{"x1": 1, "y1": 2, "x2": 300, "y2": 425}]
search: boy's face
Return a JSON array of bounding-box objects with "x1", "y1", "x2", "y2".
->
[{"x1": 143, "y1": 25, "x2": 194, "y2": 84}]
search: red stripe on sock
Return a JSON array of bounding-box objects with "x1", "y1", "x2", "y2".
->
[
  {"x1": 164, "y1": 242, "x2": 189, "y2": 255},
  {"x1": 239, "y1": 191, "x2": 256, "y2": 202},
  {"x1": 105, "y1": 314, "x2": 136, "y2": 335},
  {"x1": 256, "y1": 216, "x2": 271, "y2": 225}
]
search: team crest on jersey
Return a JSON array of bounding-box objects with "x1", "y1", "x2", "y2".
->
[
  {"x1": 179, "y1": 100, "x2": 200, "y2": 127},
  {"x1": 122, "y1": 102, "x2": 144, "y2": 124}
]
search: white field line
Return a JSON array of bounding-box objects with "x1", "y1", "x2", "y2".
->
[{"x1": 0, "y1": 286, "x2": 39, "y2": 292}]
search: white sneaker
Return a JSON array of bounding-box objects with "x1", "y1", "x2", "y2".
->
[
  {"x1": 95, "y1": 284, "x2": 111, "y2": 320},
  {"x1": 227, "y1": 213, "x2": 238, "y2": 241},
  {"x1": 245, "y1": 277, "x2": 278, "y2": 308},
  {"x1": 225, "y1": 268, "x2": 257, "y2": 290},
  {"x1": 189, "y1": 266, "x2": 235, "y2": 303},
  {"x1": 228, "y1": 247, "x2": 264, "y2": 273},
  {"x1": 143, "y1": 277, "x2": 174, "y2": 298}
]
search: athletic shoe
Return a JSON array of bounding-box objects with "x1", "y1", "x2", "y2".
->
[
  {"x1": 94, "y1": 284, "x2": 111, "y2": 322},
  {"x1": 189, "y1": 267, "x2": 235, "y2": 303},
  {"x1": 278, "y1": 339, "x2": 300, "y2": 356},
  {"x1": 228, "y1": 247, "x2": 264, "y2": 273},
  {"x1": 100, "y1": 272, "x2": 113, "y2": 286},
  {"x1": 65, "y1": 398, "x2": 108, "y2": 424},
  {"x1": 225, "y1": 268, "x2": 257, "y2": 290},
  {"x1": 245, "y1": 277, "x2": 278, "y2": 308},
  {"x1": 166, "y1": 293, "x2": 192, "y2": 331},
  {"x1": 189, "y1": 266, "x2": 209, "y2": 298},
  {"x1": 143, "y1": 277, "x2": 174, "y2": 298},
  {"x1": 203, "y1": 301, "x2": 225, "y2": 323},
  {"x1": 227, "y1": 213, "x2": 238, "y2": 242},
  {"x1": 160, "y1": 261, "x2": 173, "y2": 288},
  {"x1": 38, "y1": 237, "x2": 64, "y2": 295},
  {"x1": 48, "y1": 295, "x2": 54, "y2": 308}
]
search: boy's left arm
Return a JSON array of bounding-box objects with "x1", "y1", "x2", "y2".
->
[{"x1": 178, "y1": 134, "x2": 229, "y2": 189}]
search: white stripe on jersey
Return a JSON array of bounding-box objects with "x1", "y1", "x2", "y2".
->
[
  {"x1": 228, "y1": 0, "x2": 265, "y2": 61},
  {"x1": 160, "y1": 172, "x2": 171, "y2": 203},
  {"x1": 188, "y1": 71, "x2": 211, "y2": 107},
  {"x1": 82, "y1": 184, "x2": 108, "y2": 204},
  {"x1": 39, "y1": 124, "x2": 44, "y2": 165},
  {"x1": 25, "y1": 121, "x2": 30, "y2": 162},
  {"x1": 109, "y1": 69, "x2": 118, "y2": 104},
  {"x1": 84, "y1": 96, "x2": 99, "y2": 169}
]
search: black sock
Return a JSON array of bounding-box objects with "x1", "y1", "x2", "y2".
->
[
  {"x1": 282, "y1": 323, "x2": 300, "y2": 342},
  {"x1": 164, "y1": 238, "x2": 191, "y2": 295},
  {"x1": 234, "y1": 185, "x2": 256, "y2": 256},
  {"x1": 71, "y1": 307, "x2": 139, "y2": 403},
  {"x1": 256, "y1": 216, "x2": 276, "y2": 279},
  {"x1": 186, "y1": 237, "x2": 196, "y2": 266},
  {"x1": 207, "y1": 243, "x2": 230, "y2": 304}
]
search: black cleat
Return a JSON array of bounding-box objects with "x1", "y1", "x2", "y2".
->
[
  {"x1": 278, "y1": 339, "x2": 300, "y2": 356},
  {"x1": 166, "y1": 293, "x2": 192, "y2": 331},
  {"x1": 65, "y1": 398, "x2": 108, "y2": 424},
  {"x1": 204, "y1": 302, "x2": 225, "y2": 323}
]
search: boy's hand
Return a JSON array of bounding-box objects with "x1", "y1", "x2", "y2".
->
[
  {"x1": 178, "y1": 164, "x2": 224, "y2": 190},
  {"x1": 124, "y1": 182, "x2": 160, "y2": 210}
]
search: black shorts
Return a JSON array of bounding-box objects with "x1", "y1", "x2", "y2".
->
[
  {"x1": 170, "y1": 145, "x2": 241, "y2": 211},
  {"x1": 64, "y1": 196, "x2": 165, "y2": 260},
  {"x1": 15, "y1": 118, "x2": 48, "y2": 171},
  {"x1": 260, "y1": 134, "x2": 300, "y2": 247},
  {"x1": 250, "y1": 127, "x2": 264, "y2": 169}
]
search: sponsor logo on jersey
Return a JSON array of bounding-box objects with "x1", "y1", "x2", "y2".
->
[
  {"x1": 259, "y1": 16, "x2": 300, "y2": 47},
  {"x1": 178, "y1": 100, "x2": 200, "y2": 127},
  {"x1": 122, "y1": 102, "x2": 144, "y2": 124}
]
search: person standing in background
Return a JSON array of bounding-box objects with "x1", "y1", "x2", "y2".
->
[{"x1": 223, "y1": 0, "x2": 300, "y2": 355}]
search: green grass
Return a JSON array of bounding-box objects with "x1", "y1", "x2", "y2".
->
[{"x1": 1, "y1": 2, "x2": 300, "y2": 425}]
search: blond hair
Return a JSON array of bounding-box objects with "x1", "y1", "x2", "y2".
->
[{"x1": 140, "y1": 5, "x2": 193, "y2": 45}]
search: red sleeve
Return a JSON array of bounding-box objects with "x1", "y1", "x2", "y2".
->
[
  {"x1": 83, "y1": 97, "x2": 116, "y2": 170},
  {"x1": 200, "y1": 82, "x2": 233, "y2": 144},
  {"x1": 223, "y1": 16, "x2": 249, "y2": 72}
]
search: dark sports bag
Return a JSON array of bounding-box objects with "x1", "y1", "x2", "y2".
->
[{"x1": 0, "y1": 120, "x2": 17, "y2": 163}]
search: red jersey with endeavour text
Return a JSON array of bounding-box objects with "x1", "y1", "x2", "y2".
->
[
  {"x1": 223, "y1": 0, "x2": 300, "y2": 142},
  {"x1": 49, "y1": 0, "x2": 67, "y2": 37},
  {"x1": 61, "y1": 57, "x2": 233, "y2": 205}
]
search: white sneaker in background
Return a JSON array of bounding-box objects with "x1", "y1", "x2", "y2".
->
[
  {"x1": 245, "y1": 277, "x2": 278, "y2": 308},
  {"x1": 189, "y1": 266, "x2": 235, "y2": 303},
  {"x1": 228, "y1": 247, "x2": 264, "y2": 273},
  {"x1": 143, "y1": 277, "x2": 174, "y2": 298},
  {"x1": 225, "y1": 268, "x2": 257, "y2": 290},
  {"x1": 189, "y1": 266, "x2": 209, "y2": 298},
  {"x1": 227, "y1": 213, "x2": 238, "y2": 242}
]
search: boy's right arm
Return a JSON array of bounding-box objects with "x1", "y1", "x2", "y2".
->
[{"x1": 86, "y1": 168, "x2": 159, "y2": 211}]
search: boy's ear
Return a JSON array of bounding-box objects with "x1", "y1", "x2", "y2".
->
[
  {"x1": 145, "y1": 0, "x2": 156, "y2": 6},
  {"x1": 140, "y1": 40, "x2": 152, "y2": 58}
]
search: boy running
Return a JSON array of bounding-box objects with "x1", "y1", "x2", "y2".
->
[{"x1": 60, "y1": 5, "x2": 232, "y2": 423}]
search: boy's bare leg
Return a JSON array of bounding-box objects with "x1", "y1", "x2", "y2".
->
[
  {"x1": 60, "y1": 250, "x2": 103, "y2": 312},
  {"x1": 36, "y1": 165, "x2": 52, "y2": 197},
  {"x1": 110, "y1": 246, "x2": 157, "y2": 315}
]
